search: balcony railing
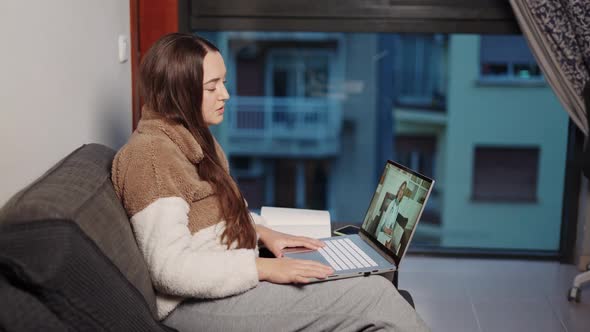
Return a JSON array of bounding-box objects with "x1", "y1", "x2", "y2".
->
[{"x1": 225, "y1": 96, "x2": 342, "y2": 157}]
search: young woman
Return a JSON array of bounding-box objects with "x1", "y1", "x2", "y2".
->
[{"x1": 112, "y1": 33, "x2": 429, "y2": 332}]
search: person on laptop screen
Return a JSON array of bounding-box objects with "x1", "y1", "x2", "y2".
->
[
  {"x1": 112, "y1": 33, "x2": 429, "y2": 331},
  {"x1": 375, "y1": 181, "x2": 407, "y2": 249},
  {"x1": 363, "y1": 166, "x2": 430, "y2": 257}
]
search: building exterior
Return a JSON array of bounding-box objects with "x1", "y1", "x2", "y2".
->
[
  {"x1": 395, "y1": 34, "x2": 568, "y2": 250},
  {"x1": 202, "y1": 31, "x2": 568, "y2": 251}
]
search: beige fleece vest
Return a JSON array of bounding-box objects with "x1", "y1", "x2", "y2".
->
[{"x1": 111, "y1": 107, "x2": 231, "y2": 234}]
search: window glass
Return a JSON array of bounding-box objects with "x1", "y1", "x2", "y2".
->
[{"x1": 198, "y1": 31, "x2": 569, "y2": 252}]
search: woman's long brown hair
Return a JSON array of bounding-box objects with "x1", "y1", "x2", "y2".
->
[{"x1": 139, "y1": 33, "x2": 257, "y2": 249}]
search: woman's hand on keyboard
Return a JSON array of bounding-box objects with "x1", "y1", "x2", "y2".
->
[
  {"x1": 256, "y1": 257, "x2": 334, "y2": 284},
  {"x1": 255, "y1": 225, "x2": 325, "y2": 258}
]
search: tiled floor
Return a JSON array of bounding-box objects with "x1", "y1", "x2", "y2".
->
[{"x1": 399, "y1": 255, "x2": 590, "y2": 332}]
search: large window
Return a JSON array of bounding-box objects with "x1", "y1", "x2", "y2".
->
[{"x1": 196, "y1": 30, "x2": 569, "y2": 253}]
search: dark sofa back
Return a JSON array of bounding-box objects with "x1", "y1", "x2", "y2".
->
[{"x1": 0, "y1": 144, "x2": 157, "y2": 317}]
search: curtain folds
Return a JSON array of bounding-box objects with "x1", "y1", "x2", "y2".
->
[{"x1": 509, "y1": 0, "x2": 590, "y2": 134}]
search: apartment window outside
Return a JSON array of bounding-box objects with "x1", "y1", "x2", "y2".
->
[
  {"x1": 396, "y1": 135, "x2": 437, "y2": 179},
  {"x1": 479, "y1": 35, "x2": 543, "y2": 83},
  {"x1": 395, "y1": 34, "x2": 446, "y2": 110},
  {"x1": 268, "y1": 51, "x2": 331, "y2": 98},
  {"x1": 472, "y1": 146, "x2": 540, "y2": 202}
]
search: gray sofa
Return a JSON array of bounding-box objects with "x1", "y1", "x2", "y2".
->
[
  {"x1": 0, "y1": 144, "x2": 172, "y2": 331},
  {"x1": 0, "y1": 143, "x2": 414, "y2": 331}
]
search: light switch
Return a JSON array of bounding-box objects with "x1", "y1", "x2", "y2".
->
[{"x1": 118, "y1": 35, "x2": 129, "y2": 63}]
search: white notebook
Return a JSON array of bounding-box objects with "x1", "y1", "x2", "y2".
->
[{"x1": 260, "y1": 206, "x2": 331, "y2": 239}]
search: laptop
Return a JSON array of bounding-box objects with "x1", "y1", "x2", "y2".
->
[{"x1": 283, "y1": 160, "x2": 435, "y2": 282}]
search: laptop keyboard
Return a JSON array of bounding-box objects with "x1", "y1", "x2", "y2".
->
[{"x1": 318, "y1": 238, "x2": 378, "y2": 271}]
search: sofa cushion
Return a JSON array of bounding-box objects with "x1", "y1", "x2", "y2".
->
[
  {"x1": 0, "y1": 274, "x2": 69, "y2": 331},
  {"x1": 0, "y1": 144, "x2": 158, "y2": 317},
  {"x1": 0, "y1": 220, "x2": 174, "y2": 331}
]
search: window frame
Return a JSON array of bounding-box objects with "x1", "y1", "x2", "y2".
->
[
  {"x1": 178, "y1": 0, "x2": 582, "y2": 262},
  {"x1": 184, "y1": 0, "x2": 520, "y2": 34}
]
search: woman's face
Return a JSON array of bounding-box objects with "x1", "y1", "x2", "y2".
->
[{"x1": 202, "y1": 51, "x2": 229, "y2": 126}]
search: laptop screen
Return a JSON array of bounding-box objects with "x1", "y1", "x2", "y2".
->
[{"x1": 360, "y1": 160, "x2": 434, "y2": 265}]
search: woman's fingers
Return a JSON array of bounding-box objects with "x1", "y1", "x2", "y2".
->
[
  {"x1": 285, "y1": 236, "x2": 325, "y2": 250},
  {"x1": 302, "y1": 237, "x2": 326, "y2": 247},
  {"x1": 268, "y1": 246, "x2": 284, "y2": 258},
  {"x1": 293, "y1": 259, "x2": 334, "y2": 275},
  {"x1": 259, "y1": 257, "x2": 335, "y2": 284},
  {"x1": 298, "y1": 267, "x2": 332, "y2": 279}
]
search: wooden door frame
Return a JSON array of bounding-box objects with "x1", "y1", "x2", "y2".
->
[
  {"x1": 130, "y1": 0, "x2": 140, "y2": 130},
  {"x1": 129, "y1": 0, "x2": 181, "y2": 130}
]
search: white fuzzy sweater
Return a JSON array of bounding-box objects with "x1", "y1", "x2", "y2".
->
[{"x1": 131, "y1": 196, "x2": 265, "y2": 320}]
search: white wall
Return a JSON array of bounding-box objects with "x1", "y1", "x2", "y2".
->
[{"x1": 0, "y1": 1, "x2": 131, "y2": 204}]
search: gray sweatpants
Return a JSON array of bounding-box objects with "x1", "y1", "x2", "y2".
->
[{"x1": 163, "y1": 275, "x2": 430, "y2": 332}]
